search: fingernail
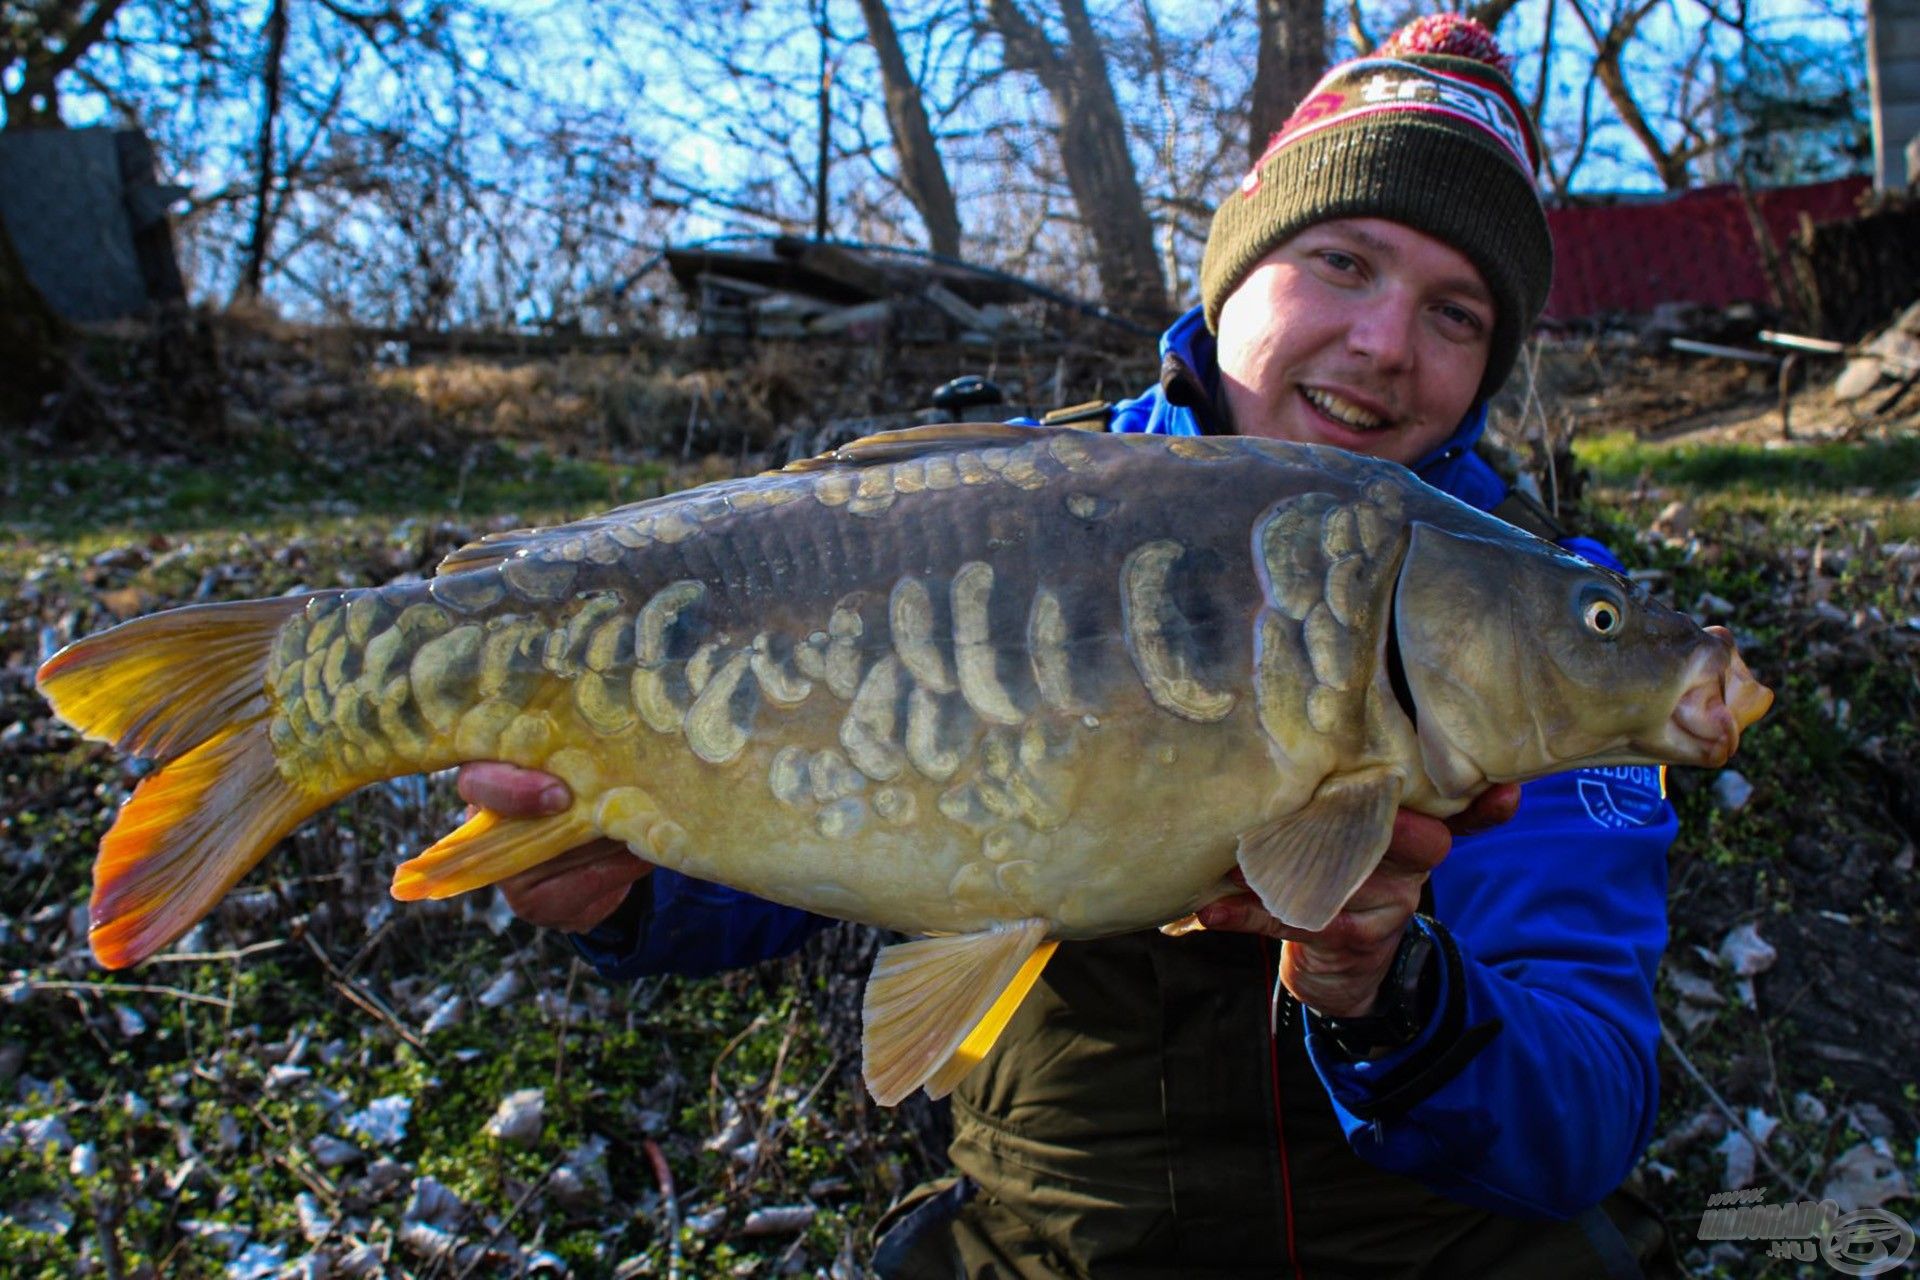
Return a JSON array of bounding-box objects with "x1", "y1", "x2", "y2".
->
[{"x1": 538, "y1": 784, "x2": 569, "y2": 814}]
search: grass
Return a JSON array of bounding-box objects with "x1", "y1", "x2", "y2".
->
[
  {"x1": 0, "y1": 436, "x2": 664, "y2": 547},
  {"x1": 1576, "y1": 430, "x2": 1920, "y2": 499}
]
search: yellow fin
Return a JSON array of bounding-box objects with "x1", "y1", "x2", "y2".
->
[
  {"x1": 861, "y1": 919, "x2": 1052, "y2": 1106},
  {"x1": 922, "y1": 938, "x2": 1057, "y2": 1100},
  {"x1": 1236, "y1": 768, "x2": 1402, "y2": 932},
  {"x1": 390, "y1": 809, "x2": 597, "y2": 901},
  {"x1": 90, "y1": 722, "x2": 336, "y2": 969},
  {"x1": 36, "y1": 596, "x2": 308, "y2": 762}
]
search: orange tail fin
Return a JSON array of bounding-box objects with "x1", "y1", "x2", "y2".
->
[{"x1": 36, "y1": 597, "x2": 346, "y2": 968}]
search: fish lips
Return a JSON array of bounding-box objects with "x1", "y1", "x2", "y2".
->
[{"x1": 1643, "y1": 627, "x2": 1773, "y2": 767}]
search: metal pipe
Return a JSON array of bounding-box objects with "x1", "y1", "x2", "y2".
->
[
  {"x1": 1669, "y1": 337, "x2": 1779, "y2": 365},
  {"x1": 1757, "y1": 331, "x2": 1848, "y2": 356}
]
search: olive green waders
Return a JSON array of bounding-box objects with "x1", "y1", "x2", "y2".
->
[{"x1": 870, "y1": 932, "x2": 1680, "y2": 1279}]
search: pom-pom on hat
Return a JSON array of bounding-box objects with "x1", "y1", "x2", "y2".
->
[{"x1": 1199, "y1": 14, "x2": 1551, "y2": 405}]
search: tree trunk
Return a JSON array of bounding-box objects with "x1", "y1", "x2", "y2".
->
[
  {"x1": 857, "y1": 0, "x2": 962, "y2": 258},
  {"x1": 236, "y1": 0, "x2": 290, "y2": 302},
  {"x1": 986, "y1": 0, "x2": 1169, "y2": 322},
  {"x1": 1249, "y1": 0, "x2": 1324, "y2": 167}
]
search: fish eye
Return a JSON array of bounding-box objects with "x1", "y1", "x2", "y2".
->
[{"x1": 1582, "y1": 593, "x2": 1624, "y2": 638}]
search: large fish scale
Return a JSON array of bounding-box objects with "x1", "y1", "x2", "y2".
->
[
  {"x1": 258, "y1": 431, "x2": 1391, "y2": 944},
  {"x1": 39, "y1": 423, "x2": 1771, "y2": 1105}
]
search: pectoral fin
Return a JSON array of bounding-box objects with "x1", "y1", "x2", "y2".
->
[
  {"x1": 863, "y1": 919, "x2": 1055, "y2": 1106},
  {"x1": 391, "y1": 809, "x2": 598, "y2": 901},
  {"x1": 1236, "y1": 768, "x2": 1402, "y2": 932}
]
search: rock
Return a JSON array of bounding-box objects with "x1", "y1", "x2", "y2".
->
[
  {"x1": 12, "y1": 1196, "x2": 75, "y2": 1236},
  {"x1": 1711, "y1": 771, "x2": 1753, "y2": 813},
  {"x1": 1846, "y1": 1103, "x2": 1895, "y2": 1140},
  {"x1": 342, "y1": 1095, "x2": 412, "y2": 1148},
  {"x1": 366, "y1": 1156, "x2": 412, "y2": 1194},
  {"x1": 476, "y1": 970, "x2": 522, "y2": 1009},
  {"x1": 308, "y1": 1134, "x2": 362, "y2": 1169},
  {"x1": 684, "y1": 1206, "x2": 727, "y2": 1235},
  {"x1": 420, "y1": 995, "x2": 464, "y2": 1036},
  {"x1": 404, "y1": 1175, "x2": 469, "y2": 1229},
  {"x1": 224, "y1": 1242, "x2": 286, "y2": 1280},
  {"x1": 295, "y1": 1191, "x2": 333, "y2": 1243},
  {"x1": 111, "y1": 1003, "x2": 148, "y2": 1038},
  {"x1": 742, "y1": 1205, "x2": 816, "y2": 1235},
  {"x1": 550, "y1": 1135, "x2": 611, "y2": 1212},
  {"x1": 1718, "y1": 923, "x2": 1777, "y2": 977},
  {"x1": 20, "y1": 1113, "x2": 73, "y2": 1154},
  {"x1": 334, "y1": 1245, "x2": 383, "y2": 1277},
  {"x1": 1652, "y1": 500, "x2": 1694, "y2": 542},
  {"x1": 1791, "y1": 1092, "x2": 1829, "y2": 1125},
  {"x1": 1715, "y1": 1129, "x2": 1757, "y2": 1189},
  {"x1": 483, "y1": 1088, "x2": 545, "y2": 1146}
]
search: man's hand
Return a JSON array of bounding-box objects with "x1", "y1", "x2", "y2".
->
[
  {"x1": 457, "y1": 763, "x2": 649, "y2": 934},
  {"x1": 1194, "y1": 784, "x2": 1520, "y2": 1018}
]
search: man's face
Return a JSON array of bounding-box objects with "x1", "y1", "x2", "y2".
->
[{"x1": 1214, "y1": 218, "x2": 1494, "y2": 468}]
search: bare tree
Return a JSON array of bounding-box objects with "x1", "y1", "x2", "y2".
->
[
  {"x1": 1565, "y1": 0, "x2": 1711, "y2": 191},
  {"x1": 985, "y1": 0, "x2": 1168, "y2": 321},
  {"x1": 233, "y1": 0, "x2": 288, "y2": 301},
  {"x1": 856, "y1": 0, "x2": 961, "y2": 256},
  {"x1": 1249, "y1": 0, "x2": 1322, "y2": 166},
  {"x1": 0, "y1": 0, "x2": 128, "y2": 128},
  {"x1": 1466, "y1": 0, "x2": 1525, "y2": 34}
]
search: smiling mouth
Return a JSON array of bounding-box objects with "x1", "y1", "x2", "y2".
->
[{"x1": 1301, "y1": 386, "x2": 1391, "y2": 432}]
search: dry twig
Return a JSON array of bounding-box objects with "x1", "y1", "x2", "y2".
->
[{"x1": 1660, "y1": 1020, "x2": 1816, "y2": 1201}]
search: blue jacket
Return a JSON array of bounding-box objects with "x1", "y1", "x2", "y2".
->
[{"x1": 573, "y1": 306, "x2": 1673, "y2": 1221}]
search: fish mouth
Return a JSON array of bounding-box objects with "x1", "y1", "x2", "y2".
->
[{"x1": 1661, "y1": 627, "x2": 1773, "y2": 766}]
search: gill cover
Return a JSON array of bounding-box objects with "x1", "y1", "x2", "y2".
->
[{"x1": 1393, "y1": 520, "x2": 1720, "y2": 791}]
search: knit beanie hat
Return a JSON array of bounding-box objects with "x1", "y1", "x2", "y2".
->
[{"x1": 1200, "y1": 14, "x2": 1551, "y2": 404}]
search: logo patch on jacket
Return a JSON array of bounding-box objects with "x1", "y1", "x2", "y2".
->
[{"x1": 1575, "y1": 767, "x2": 1666, "y2": 829}]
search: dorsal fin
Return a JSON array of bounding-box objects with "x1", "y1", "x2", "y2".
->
[
  {"x1": 435, "y1": 528, "x2": 547, "y2": 576},
  {"x1": 432, "y1": 492, "x2": 687, "y2": 577},
  {"x1": 780, "y1": 423, "x2": 1060, "y2": 473}
]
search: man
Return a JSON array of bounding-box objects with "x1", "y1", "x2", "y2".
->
[{"x1": 462, "y1": 16, "x2": 1681, "y2": 1276}]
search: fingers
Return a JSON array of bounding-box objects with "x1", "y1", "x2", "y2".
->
[
  {"x1": 457, "y1": 762, "x2": 571, "y2": 818},
  {"x1": 1446, "y1": 782, "x2": 1521, "y2": 837},
  {"x1": 1195, "y1": 889, "x2": 1402, "y2": 952},
  {"x1": 499, "y1": 839, "x2": 651, "y2": 933},
  {"x1": 454, "y1": 765, "x2": 652, "y2": 932},
  {"x1": 1382, "y1": 808, "x2": 1452, "y2": 874}
]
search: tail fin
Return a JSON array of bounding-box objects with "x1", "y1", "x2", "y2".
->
[
  {"x1": 37, "y1": 598, "x2": 307, "y2": 761},
  {"x1": 36, "y1": 597, "x2": 343, "y2": 968}
]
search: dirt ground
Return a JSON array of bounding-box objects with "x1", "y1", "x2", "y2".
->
[{"x1": 3, "y1": 313, "x2": 1916, "y2": 1277}]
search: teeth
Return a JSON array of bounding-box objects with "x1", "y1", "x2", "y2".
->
[{"x1": 1303, "y1": 387, "x2": 1387, "y2": 430}]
